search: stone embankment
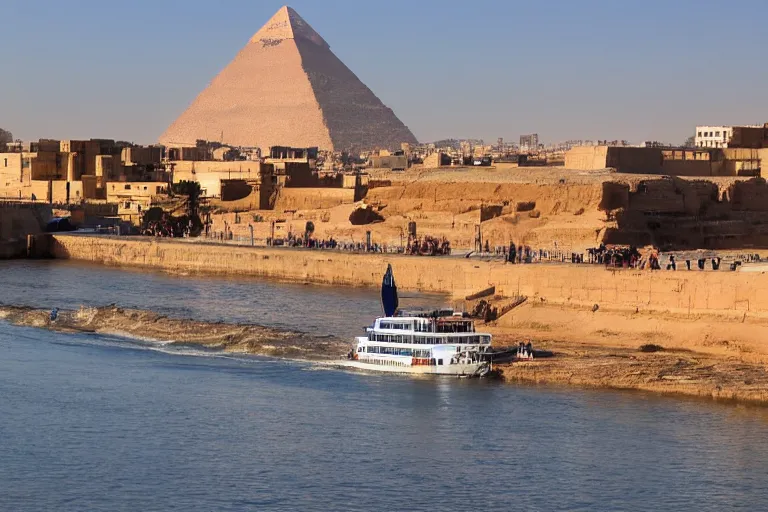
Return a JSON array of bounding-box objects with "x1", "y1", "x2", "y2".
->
[{"x1": 51, "y1": 234, "x2": 768, "y2": 315}]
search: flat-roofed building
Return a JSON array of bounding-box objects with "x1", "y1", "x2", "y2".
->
[{"x1": 695, "y1": 126, "x2": 733, "y2": 148}]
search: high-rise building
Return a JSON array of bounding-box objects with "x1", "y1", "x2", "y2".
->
[{"x1": 519, "y1": 133, "x2": 539, "y2": 150}]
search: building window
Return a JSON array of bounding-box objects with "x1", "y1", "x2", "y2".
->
[
  {"x1": 124, "y1": 184, "x2": 131, "y2": 190},
  {"x1": 716, "y1": 131, "x2": 720, "y2": 137},
  {"x1": 698, "y1": 132, "x2": 702, "y2": 137}
]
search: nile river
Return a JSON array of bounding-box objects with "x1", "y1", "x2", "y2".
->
[{"x1": 1, "y1": 261, "x2": 768, "y2": 511}]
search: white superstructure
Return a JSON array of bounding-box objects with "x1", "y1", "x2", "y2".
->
[{"x1": 340, "y1": 309, "x2": 492, "y2": 377}]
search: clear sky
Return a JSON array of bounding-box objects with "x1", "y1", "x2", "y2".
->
[{"x1": 1, "y1": 0, "x2": 766, "y2": 146}]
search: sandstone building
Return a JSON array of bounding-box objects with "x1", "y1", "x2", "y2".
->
[
  {"x1": 695, "y1": 124, "x2": 768, "y2": 149},
  {"x1": 159, "y1": 6, "x2": 418, "y2": 153},
  {"x1": 565, "y1": 145, "x2": 767, "y2": 177}
]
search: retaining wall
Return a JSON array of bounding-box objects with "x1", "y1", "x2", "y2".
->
[{"x1": 50, "y1": 235, "x2": 768, "y2": 317}]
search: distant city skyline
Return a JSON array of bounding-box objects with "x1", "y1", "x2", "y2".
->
[{"x1": 1, "y1": 0, "x2": 766, "y2": 147}]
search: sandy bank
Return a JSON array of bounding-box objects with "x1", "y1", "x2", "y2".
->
[
  {"x1": 494, "y1": 338, "x2": 768, "y2": 404},
  {"x1": 0, "y1": 305, "x2": 348, "y2": 360},
  {"x1": 480, "y1": 301, "x2": 768, "y2": 403}
]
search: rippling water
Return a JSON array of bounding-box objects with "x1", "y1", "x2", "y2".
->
[{"x1": 1, "y1": 261, "x2": 768, "y2": 511}]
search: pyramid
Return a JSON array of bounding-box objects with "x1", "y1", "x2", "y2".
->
[{"x1": 159, "y1": 6, "x2": 418, "y2": 152}]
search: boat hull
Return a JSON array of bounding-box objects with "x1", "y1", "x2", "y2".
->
[{"x1": 336, "y1": 360, "x2": 490, "y2": 377}]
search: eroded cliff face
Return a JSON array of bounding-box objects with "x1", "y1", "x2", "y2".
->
[
  {"x1": 204, "y1": 166, "x2": 768, "y2": 253},
  {"x1": 361, "y1": 171, "x2": 768, "y2": 251},
  {"x1": 604, "y1": 177, "x2": 768, "y2": 249}
]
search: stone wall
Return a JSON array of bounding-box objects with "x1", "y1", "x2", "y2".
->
[
  {"x1": 564, "y1": 146, "x2": 609, "y2": 170},
  {"x1": 51, "y1": 235, "x2": 768, "y2": 317},
  {"x1": 0, "y1": 203, "x2": 51, "y2": 258},
  {"x1": 565, "y1": 146, "x2": 766, "y2": 177},
  {"x1": 273, "y1": 187, "x2": 355, "y2": 210}
]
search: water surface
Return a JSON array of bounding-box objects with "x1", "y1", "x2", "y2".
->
[{"x1": 1, "y1": 261, "x2": 767, "y2": 511}]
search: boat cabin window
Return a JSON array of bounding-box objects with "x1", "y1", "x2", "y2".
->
[
  {"x1": 378, "y1": 321, "x2": 413, "y2": 331},
  {"x1": 438, "y1": 359, "x2": 443, "y2": 365},
  {"x1": 436, "y1": 320, "x2": 474, "y2": 333},
  {"x1": 368, "y1": 332, "x2": 489, "y2": 345}
]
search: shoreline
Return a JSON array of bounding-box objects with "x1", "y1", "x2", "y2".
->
[
  {"x1": 4, "y1": 301, "x2": 768, "y2": 405},
  {"x1": 494, "y1": 340, "x2": 768, "y2": 405},
  {"x1": 30, "y1": 235, "x2": 768, "y2": 404}
]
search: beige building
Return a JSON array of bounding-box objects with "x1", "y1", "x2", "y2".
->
[
  {"x1": 165, "y1": 145, "x2": 210, "y2": 162},
  {"x1": 107, "y1": 181, "x2": 168, "y2": 224},
  {"x1": 1, "y1": 139, "x2": 169, "y2": 203},
  {"x1": 694, "y1": 124, "x2": 768, "y2": 149},
  {"x1": 695, "y1": 126, "x2": 733, "y2": 149},
  {"x1": 565, "y1": 145, "x2": 768, "y2": 177},
  {"x1": 171, "y1": 160, "x2": 273, "y2": 198}
]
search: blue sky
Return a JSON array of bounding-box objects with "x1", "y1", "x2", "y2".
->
[{"x1": 1, "y1": 0, "x2": 766, "y2": 145}]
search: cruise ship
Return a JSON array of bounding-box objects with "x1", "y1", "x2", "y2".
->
[
  {"x1": 340, "y1": 265, "x2": 492, "y2": 377},
  {"x1": 342, "y1": 310, "x2": 492, "y2": 377}
]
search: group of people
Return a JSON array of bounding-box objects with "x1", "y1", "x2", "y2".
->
[
  {"x1": 141, "y1": 213, "x2": 196, "y2": 239},
  {"x1": 269, "y1": 233, "x2": 398, "y2": 254},
  {"x1": 516, "y1": 341, "x2": 534, "y2": 360},
  {"x1": 471, "y1": 300, "x2": 499, "y2": 322},
  {"x1": 587, "y1": 243, "x2": 740, "y2": 272},
  {"x1": 588, "y1": 244, "x2": 642, "y2": 268},
  {"x1": 479, "y1": 241, "x2": 586, "y2": 265},
  {"x1": 142, "y1": 219, "x2": 179, "y2": 238},
  {"x1": 406, "y1": 235, "x2": 451, "y2": 256},
  {"x1": 660, "y1": 255, "x2": 723, "y2": 271},
  {"x1": 484, "y1": 241, "x2": 747, "y2": 273}
]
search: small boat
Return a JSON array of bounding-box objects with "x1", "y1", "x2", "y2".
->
[{"x1": 338, "y1": 265, "x2": 492, "y2": 377}]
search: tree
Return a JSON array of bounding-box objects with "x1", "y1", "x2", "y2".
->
[
  {"x1": 171, "y1": 180, "x2": 204, "y2": 236},
  {"x1": 0, "y1": 128, "x2": 12, "y2": 144},
  {"x1": 683, "y1": 135, "x2": 695, "y2": 148}
]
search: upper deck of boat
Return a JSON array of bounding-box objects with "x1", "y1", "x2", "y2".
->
[{"x1": 374, "y1": 315, "x2": 477, "y2": 334}]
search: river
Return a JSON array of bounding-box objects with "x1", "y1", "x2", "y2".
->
[{"x1": 1, "y1": 260, "x2": 767, "y2": 511}]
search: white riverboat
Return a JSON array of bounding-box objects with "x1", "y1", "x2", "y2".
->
[{"x1": 340, "y1": 308, "x2": 492, "y2": 377}]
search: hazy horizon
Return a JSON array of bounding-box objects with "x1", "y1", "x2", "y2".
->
[{"x1": 1, "y1": 0, "x2": 766, "y2": 147}]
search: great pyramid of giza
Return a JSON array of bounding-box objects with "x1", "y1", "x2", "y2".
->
[{"x1": 159, "y1": 6, "x2": 418, "y2": 152}]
